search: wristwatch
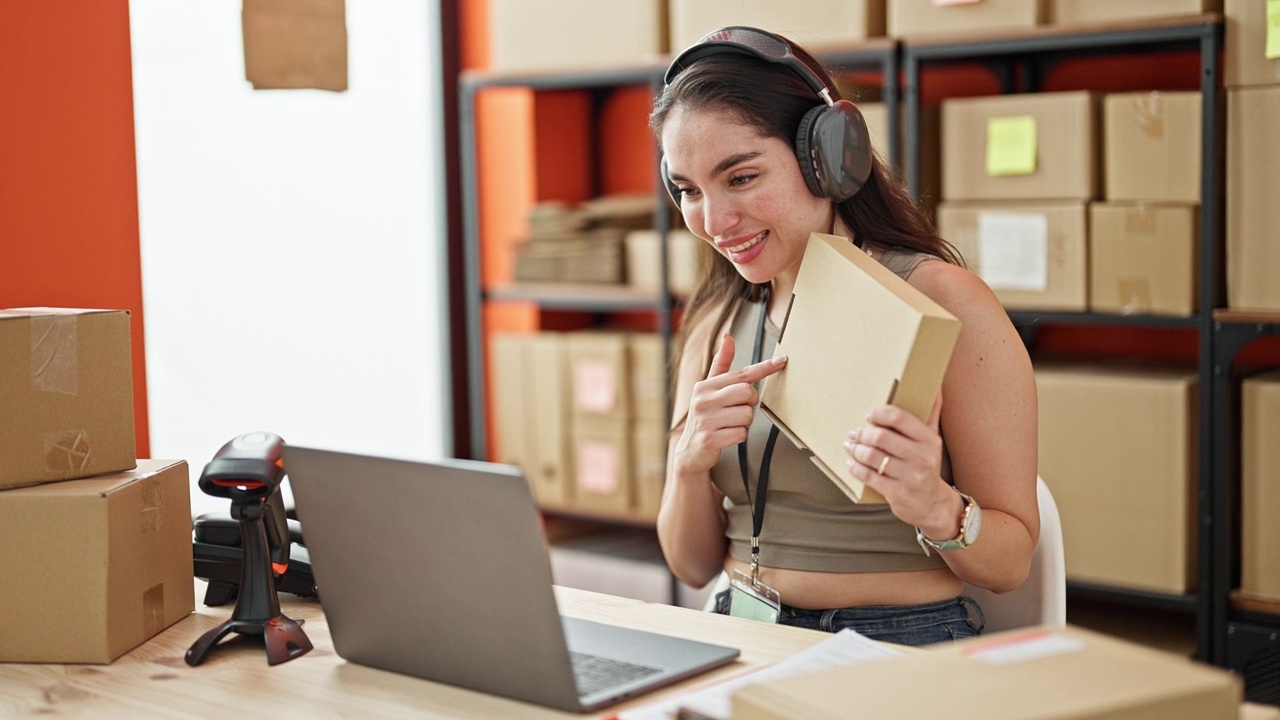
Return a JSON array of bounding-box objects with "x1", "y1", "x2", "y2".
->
[{"x1": 916, "y1": 489, "x2": 982, "y2": 556}]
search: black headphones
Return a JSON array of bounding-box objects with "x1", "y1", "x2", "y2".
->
[{"x1": 660, "y1": 26, "x2": 873, "y2": 208}]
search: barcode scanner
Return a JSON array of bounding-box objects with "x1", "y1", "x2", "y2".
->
[{"x1": 185, "y1": 432, "x2": 313, "y2": 667}]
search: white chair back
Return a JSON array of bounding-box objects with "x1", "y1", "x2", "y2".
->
[{"x1": 963, "y1": 476, "x2": 1067, "y2": 632}]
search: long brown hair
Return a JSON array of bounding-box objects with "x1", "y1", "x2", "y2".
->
[{"x1": 651, "y1": 46, "x2": 962, "y2": 381}]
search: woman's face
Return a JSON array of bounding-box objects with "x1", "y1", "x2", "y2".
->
[{"x1": 661, "y1": 105, "x2": 835, "y2": 287}]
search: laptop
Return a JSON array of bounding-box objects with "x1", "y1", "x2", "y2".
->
[{"x1": 281, "y1": 445, "x2": 741, "y2": 713}]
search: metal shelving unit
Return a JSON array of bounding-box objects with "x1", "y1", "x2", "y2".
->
[
  {"x1": 457, "y1": 40, "x2": 901, "y2": 465},
  {"x1": 902, "y1": 14, "x2": 1225, "y2": 661}
]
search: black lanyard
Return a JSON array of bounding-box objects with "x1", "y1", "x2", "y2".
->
[{"x1": 738, "y1": 288, "x2": 781, "y2": 580}]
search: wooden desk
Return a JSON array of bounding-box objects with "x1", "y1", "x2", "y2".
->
[{"x1": 0, "y1": 584, "x2": 828, "y2": 718}]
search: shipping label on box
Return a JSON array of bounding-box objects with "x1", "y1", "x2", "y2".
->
[
  {"x1": 733, "y1": 625, "x2": 1240, "y2": 720},
  {"x1": 1241, "y1": 371, "x2": 1280, "y2": 603},
  {"x1": 1104, "y1": 91, "x2": 1201, "y2": 203},
  {"x1": 1036, "y1": 364, "x2": 1198, "y2": 594},
  {"x1": 0, "y1": 308, "x2": 137, "y2": 490},
  {"x1": 0, "y1": 459, "x2": 194, "y2": 663},
  {"x1": 1089, "y1": 202, "x2": 1198, "y2": 317},
  {"x1": 939, "y1": 201, "x2": 1088, "y2": 311},
  {"x1": 760, "y1": 234, "x2": 960, "y2": 504},
  {"x1": 942, "y1": 91, "x2": 1098, "y2": 202}
]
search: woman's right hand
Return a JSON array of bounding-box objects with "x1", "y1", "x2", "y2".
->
[{"x1": 673, "y1": 333, "x2": 788, "y2": 477}]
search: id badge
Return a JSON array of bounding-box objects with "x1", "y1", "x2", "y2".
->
[{"x1": 728, "y1": 568, "x2": 781, "y2": 624}]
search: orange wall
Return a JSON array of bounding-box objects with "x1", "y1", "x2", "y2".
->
[{"x1": 0, "y1": 2, "x2": 150, "y2": 456}]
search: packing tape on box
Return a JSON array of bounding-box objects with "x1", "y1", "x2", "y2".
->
[
  {"x1": 44, "y1": 429, "x2": 91, "y2": 473},
  {"x1": 1118, "y1": 277, "x2": 1154, "y2": 314},
  {"x1": 143, "y1": 583, "x2": 165, "y2": 637},
  {"x1": 1132, "y1": 93, "x2": 1165, "y2": 140},
  {"x1": 29, "y1": 313, "x2": 78, "y2": 395},
  {"x1": 141, "y1": 473, "x2": 164, "y2": 534},
  {"x1": 1124, "y1": 205, "x2": 1159, "y2": 235}
]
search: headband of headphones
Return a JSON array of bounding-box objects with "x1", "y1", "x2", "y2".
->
[{"x1": 665, "y1": 26, "x2": 837, "y2": 101}]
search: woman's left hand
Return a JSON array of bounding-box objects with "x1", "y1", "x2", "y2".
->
[{"x1": 843, "y1": 392, "x2": 955, "y2": 529}]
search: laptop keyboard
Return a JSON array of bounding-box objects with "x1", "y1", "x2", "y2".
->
[{"x1": 570, "y1": 651, "x2": 663, "y2": 697}]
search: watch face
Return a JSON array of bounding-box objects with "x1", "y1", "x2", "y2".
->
[{"x1": 964, "y1": 504, "x2": 982, "y2": 545}]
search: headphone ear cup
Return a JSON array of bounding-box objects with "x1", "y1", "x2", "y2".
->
[
  {"x1": 801, "y1": 100, "x2": 873, "y2": 202},
  {"x1": 793, "y1": 105, "x2": 828, "y2": 199},
  {"x1": 659, "y1": 156, "x2": 682, "y2": 207}
]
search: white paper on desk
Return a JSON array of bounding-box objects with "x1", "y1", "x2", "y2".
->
[{"x1": 616, "y1": 629, "x2": 902, "y2": 720}]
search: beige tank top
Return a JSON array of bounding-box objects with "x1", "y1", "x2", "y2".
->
[{"x1": 709, "y1": 248, "x2": 951, "y2": 573}]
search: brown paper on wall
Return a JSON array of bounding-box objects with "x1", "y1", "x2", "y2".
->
[{"x1": 243, "y1": 0, "x2": 348, "y2": 92}]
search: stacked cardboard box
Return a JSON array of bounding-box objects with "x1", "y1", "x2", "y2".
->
[
  {"x1": 1225, "y1": 0, "x2": 1280, "y2": 311},
  {"x1": 1241, "y1": 372, "x2": 1280, "y2": 605},
  {"x1": 488, "y1": 0, "x2": 667, "y2": 72},
  {"x1": 1036, "y1": 363, "x2": 1199, "y2": 594},
  {"x1": 513, "y1": 194, "x2": 655, "y2": 286},
  {"x1": 0, "y1": 307, "x2": 193, "y2": 662},
  {"x1": 669, "y1": 0, "x2": 885, "y2": 53},
  {"x1": 937, "y1": 91, "x2": 1098, "y2": 311},
  {"x1": 1092, "y1": 91, "x2": 1201, "y2": 317},
  {"x1": 492, "y1": 330, "x2": 669, "y2": 520},
  {"x1": 1051, "y1": 0, "x2": 1220, "y2": 27},
  {"x1": 888, "y1": 0, "x2": 1047, "y2": 38}
]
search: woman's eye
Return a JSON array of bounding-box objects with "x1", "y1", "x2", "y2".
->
[
  {"x1": 678, "y1": 186, "x2": 700, "y2": 198},
  {"x1": 729, "y1": 173, "x2": 757, "y2": 187}
]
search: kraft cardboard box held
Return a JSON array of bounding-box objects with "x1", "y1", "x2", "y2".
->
[
  {"x1": 0, "y1": 459, "x2": 194, "y2": 663},
  {"x1": 732, "y1": 625, "x2": 1240, "y2": 719},
  {"x1": 0, "y1": 308, "x2": 137, "y2": 490},
  {"x1": 760, "y1": 233, "x2": 960, "y2": 503}
]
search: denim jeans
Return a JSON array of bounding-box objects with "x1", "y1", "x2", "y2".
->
[{"x1": 713, "y1": 591, "x2": 985, "y2": 647}]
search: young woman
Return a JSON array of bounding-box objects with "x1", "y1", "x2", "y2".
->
[{"x1": 652, "y1": 27, "x2": 1039, "y2": 646}]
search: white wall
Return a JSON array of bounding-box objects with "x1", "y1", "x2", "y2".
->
[{"x1": 130, "y1": 1, "x2": 449, "y2": 517}]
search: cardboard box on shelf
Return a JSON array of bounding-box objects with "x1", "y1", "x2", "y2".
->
[
  {"x1": 1088, "y1": 202, "x2": 1198, "y2": 317},
  {"x1": 888, "y1": 0, "x2": 1047, "y2": 39},
  {"x1": 942, "y1": 91, "x2": 1098, "y2": 202},
  {"x1": 733, "y1": 625, "x2": 1240, "y2": 719},
  {"x1": 1225, "y1": 0, "x2": 1280, "y2": 88},
  {"x1": 565, "y1": 331, "x2": 632, "y2": 422},
  {"x1": 569, "y1": 418, "x2": 633, "y2": 514},
  {"x1": 1241, "y1": 371, "x2": 1280, "y2": 604},
  {"x1": 527, "y1": 333, "x2": 574, "y2": 507},
  {"x1": 628, "y1": 333, "x2": 667, "y2": 424},
  {"x1": 632, "y1": 422, "x2": 667, "y2": 520},
  {"x1": 0, "y1": 308, "x2": 137, "y2": 490},
  {"x1": 1036, "y1": 364, "x2": 1198, "y2": 594},
  {"x1": 0, "y1": 459, "x2": 195, "y2": 663},
  {"x1": 488, "y1": 0, "x2": 666, "y2": 72},
  {"x1": 1053, "y1": 0, "x2": 1221, "y2": 27},
  {"x1": 625, "y1": 229, "x2": 705, "y2": 297},
  {"x1": 1104, "y1": 91, "x2": 1202, "y2": 203},
  {"x1": 1227, "y1": 86, "x2": 1280, "y2": 311},
  {"x1": 668, "y1": 0, "x2": 885, "y2": 54},
  {"x1": 760, "y1": 234, "x2": 960, "y2": 504},
  {"x1": 490, "y1": 333, "x2": 530, "y2": 469},
  {"x1": 937, "y1": 201, "x2": 1088, "y2": 312},
  {"x1": 862, "y1": 101, "x2": 942, "y2": 219}
]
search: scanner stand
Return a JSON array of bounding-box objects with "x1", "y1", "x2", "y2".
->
[{"x1": 185, "y1": 497, "x2": 312, "y2": 666}]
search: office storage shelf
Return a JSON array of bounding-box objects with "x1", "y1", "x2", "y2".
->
[
  {"x1": 1067, "y1": 580, "x2": 1198, "y2": 614},
  {"x1": 902, "y1": 14, "x2": 1225, "y2": 663},
  {"x1": 1211, "y1": 311, "x2": 1280, "y2": 685},
  {"x1": 484, "y1": 284, "x2": 667, "y2": 312}
]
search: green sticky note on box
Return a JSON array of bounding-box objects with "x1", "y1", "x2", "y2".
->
[
  {"x1": 986, "y1": 115, "x2": 1037, "y2": 176},
  {"x1": 1268, "y1": 0, "x2": 1280, "y2": 60}
]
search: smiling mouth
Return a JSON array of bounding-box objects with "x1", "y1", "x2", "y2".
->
[{"x1": 725, "y1": 232, "x2": 765, "y2": 253}]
